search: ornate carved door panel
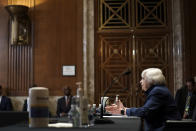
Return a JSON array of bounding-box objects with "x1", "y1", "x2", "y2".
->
[
  {"x1": 95, "y1": 0, "x2": 172, "y2": 107},
  {"x1": 134, "y1": 34, "x2": 172, "y2": 106},
  {"x1": 96, "y1": 33, "x2": 133, "y2": 107}
]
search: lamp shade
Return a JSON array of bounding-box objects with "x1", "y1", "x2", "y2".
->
[
  {"x1": 5, "y1": 5, "x2": 31, "y2": 45},
  {"x1": 5, "y1": 5, "x2": 29, "y2": 16}
]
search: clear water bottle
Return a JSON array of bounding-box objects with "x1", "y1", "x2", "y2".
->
[
  {"x1": 115, "y1": 94, "x2": 119, "y2": 103},
  {"x1": 115, "y1": 94, "x2": 120, "y2": 108},
  {"x1": 98, "y1": 104, "x2": 101, "y2": 112},
  {"x1": 68, "y1": 97, "x2": 80, "y2": 127},
  {"x1": 92, "y1": 104, "x2": 97, "y2": 116},
  {"x1": 88, "y1": 104, "x2": 95, "y2": 126}
]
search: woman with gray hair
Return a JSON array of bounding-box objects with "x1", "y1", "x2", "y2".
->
[{"x1": 105, "y1": 68, "x2": 181, "y2": 131}]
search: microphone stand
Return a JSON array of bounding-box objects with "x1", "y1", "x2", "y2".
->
[
  {"x1": 100, "y1": 75, "x2": 121, "y2": 118},
  {"x1": 94, "y1": 78, "x2": 116, "y2": 124},
  {"x1": 94, "y1": 69, "x2": 131, "y2": 124}
]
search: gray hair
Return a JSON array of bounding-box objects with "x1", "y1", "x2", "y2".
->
[{"x1": 141, "y1": 68, "x2": 166, "y2": 86}]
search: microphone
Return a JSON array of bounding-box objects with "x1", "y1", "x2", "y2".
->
[
  {"x1": 112, "y1": 69, "x2": 131, "y2": 85},
  {"x1": 94, "y1": 68, "x2": 131, "y2": 124},
  {"x1": 119, "y1": 86, "x2": 130, "y2": 92},
  {"x1": 118, "y1": 69, "x2": 131, "y2": 92},
  {"x1": 122, "y1": 69, "x2": 131, "y2": 76}
]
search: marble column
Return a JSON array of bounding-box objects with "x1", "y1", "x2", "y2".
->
[
  {"x1": 172, "y1": 0, "x2": 184, "y2": 92},
  {"x1": 83, "y1": 0, "x2": 94, "y2": 104}
]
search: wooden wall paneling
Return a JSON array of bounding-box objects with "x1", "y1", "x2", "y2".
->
[
  {"x1": 179, "y1": 0, "x2": 196, "y2": 81},
  {"x1": 34, "y1": 0, "x2": 83, "y2": 96},
  {"x1": 181, "y1": 0, "x2": 196, "y2": 83},
  {"x1": 1, "y1": 0, "x2": 84, "y2": 96},
  {"x1": 6, "y1": 0, "x2": 34, "y2": 95},
  {"x1": 182, "y1": 0, "x2": 190, "y2": 80},
  {"x1": 76, "y1": 0, "x2": 83, "y2": 84},
  {"x1": 35, "y1": 0, "x2": 59, "y2": 95},
  {"x1": 8, "y1": 45, "x2": 32, "y2": 95},
  {"x1": 189, "y1": 0, "x2": 196, "y2": 77},
  {"x1": 0, "y1": 1, "x2": 8, "y2": 95}
]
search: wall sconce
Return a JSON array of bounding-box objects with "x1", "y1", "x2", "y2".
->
[{"x1": 5, "y1": 5, "x2": 31, "y2": 45}]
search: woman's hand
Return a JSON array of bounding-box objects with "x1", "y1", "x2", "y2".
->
[
  {"x1": 105, "y1": 104, "x2": 121, "y2": 114},
  {"x1": 116, "y1": 100, "x2": 124, "y2": 109},
  {"x1": 105, "y1": 100, "x2": 125, "y2": 114}
]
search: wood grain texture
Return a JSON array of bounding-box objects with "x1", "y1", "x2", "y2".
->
[
  {"x1": 0, "y1": 1, "x2": 9, "y2": 91},
  {"x1": 33, "y1": 0, "x2": 83, "y2": 96},
  {"x1": 0, "y1": 0, "x2": 83, "y2": 96},
  {"x1": 183, "y1": 0, "x2": 196, "y2": 79},
  {"x1": 95, "y1": 0, "x2": 173, "y2": 107}
]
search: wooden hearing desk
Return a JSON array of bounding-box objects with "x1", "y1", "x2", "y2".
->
[{"x1": 0, "y1": 115, "x2": 142, "y2": 131}]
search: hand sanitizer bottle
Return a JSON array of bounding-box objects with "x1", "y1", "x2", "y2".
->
[{"x1": 68, "y1": 97, "x2": 80, "y2": 127}]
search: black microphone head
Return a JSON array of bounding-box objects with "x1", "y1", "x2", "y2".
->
[
  {"x1": 122, "y1": 69, "x2": 131, "y2": 75},
  {"x1": 120, "y1": 87, "x2": 129, "y2": 92}
]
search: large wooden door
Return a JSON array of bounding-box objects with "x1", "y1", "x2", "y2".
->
[{"x1": 95, "y1": 0, "x2": 172, "y2": 107}]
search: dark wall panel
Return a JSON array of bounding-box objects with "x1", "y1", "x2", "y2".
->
[
  {"x1": 183, "y1": 0, "x2": 196, "y2": 80},
  {"x1": 0, "y1": 1, "x2": 8, "y2": 94},
  {"x1": 190, "y1": 0, "x2": 196, "y2": 77}
]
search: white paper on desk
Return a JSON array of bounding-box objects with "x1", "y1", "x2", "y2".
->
[
  {"x1": 103, "y1": 115, "x2": 128, "y2": 118},
  {"x1": 48, "y1": 123, "x2": 73, "y2": 128},
  {"x1": 104, "y1": 115, "x2": 139, "y2": 119}
]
